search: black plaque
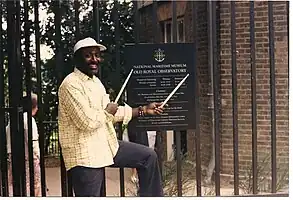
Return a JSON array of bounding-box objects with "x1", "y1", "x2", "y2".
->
[{"x1": 125, "y1": 43, "x2": 196, "y2": 131}]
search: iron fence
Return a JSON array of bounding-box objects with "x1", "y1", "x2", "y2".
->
[
  {"x1": 0, "y1": 0, "x2": 289, "y2": 197},
  {"x1": 43, "y1": 121, "x2": 59, "y2": 157}
]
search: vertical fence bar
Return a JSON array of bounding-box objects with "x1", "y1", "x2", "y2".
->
[
  {"x1": 175, "y1": 131, "x2": 182, "y2": 196},
  {"x1": 53, "y1": 0, "x2": 68, "y2": 197},
  {"x1": 114, "y1": 0, "x2": 125, "y2": 196},
  {"x1": 55, "y1": 0, "x2": 63, "y2": 86},
  {"x1": 192, "y1": 1, "x2": 201, "y2": 196},
  {"x1": 92, "y1": 1, "x2": 106, "y2": 196},
  {"x1": 268, "y1": 1, "x2": 277, "y2": 193},
  {"x1": 18, "y1": 1, "x2": 26, "y2": 196},
  {"x1": 74, "y1": 0, "x2": 80, "y2": 40},
  {"x1": 249, "y1": 1, "x2": 258, "y2": 194},
  {"x1": 0, "y1": 0, "x2": 9, "y2": 196},
  {"x1": 60, "y1": 155, "x2": 68, "y2": 196},
  {"x1": 172, "y1": 1, "x2": 182, "y2": 197},
  {"x1": 206, "y1": 0, "x2": 216, "y2": 192},
  {"x1": 230, "y1": 1, "x2": 239, "y2": 195},
  {"x1": 24, "y1": 0, "x2": 35, "y2": 196},
  {"x1": 134, "y1": 1, "x2": 139, "y2": 44},
  {"x1": 93, "y1": 0, "x2": 100, "y2": 43},
  {"x1": 151, "y1": 0, "x2": 163, "y2": 179},
  {"x1": 0, "y1": 10, "x2": 1, "y2": 191},
  {"x1": 93, "y1": 0, "x2": 102, "y2": 79},
  {"x1": 34, "y1": 0, "x2": 47, "y2": 196},
  {"x1": 287, "y1": 1, "x2": 289, "y2": 51},
  {"x1": 15, "y1": 1, "x2": 27, "y2": 196},
  {"x1": 114, "y1": 0, "x2": 121, "y2": 95},
  {"x1": 209, "y1": 0, "x2": 221, "y2": 195},
  {"x1": 7, "y1": 0, "x2": 22, "y2": 196},
  {"x1": 151, "y1": 0, "x2": 164, "y2": 182}
]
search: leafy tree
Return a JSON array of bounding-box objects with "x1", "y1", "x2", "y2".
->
[
  {"x1": 39, "y1": 0, "x2": 134, "y2": 154},
  {"x1": 1, "y1": 1, "x2": 37, "y2": 123},
  {"x1": 1, "y1": 0, "x2": 135, "y2": 155}
]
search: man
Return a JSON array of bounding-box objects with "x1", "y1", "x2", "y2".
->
[{"x1": 58, "y1": 37, "x2": 166, "y2": 197}]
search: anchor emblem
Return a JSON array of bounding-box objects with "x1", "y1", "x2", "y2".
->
[{"x1": 154, "y1": 48, "x2": 165, "y2": 62}]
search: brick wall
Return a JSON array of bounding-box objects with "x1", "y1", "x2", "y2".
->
[
  {"x1": 137, "y1": 1, "x2": 213, "y2": 167},
  {"x1": 218, "y1": 1, "x2": 289, "y2": 174},
  {"x1": 184, "y1": 1, "x2": 213, "y2": 167},
  {"x1": 138, "y1": 0, "x2": 289, "y2": 177}
]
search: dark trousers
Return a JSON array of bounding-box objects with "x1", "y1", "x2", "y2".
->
[{"x1": 68, "y1": 140, "x2": 164, "y2": 197}]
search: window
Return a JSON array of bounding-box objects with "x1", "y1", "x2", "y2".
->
[{"x1": 161, "y1": 18, "x2": 185, "y2": 43}]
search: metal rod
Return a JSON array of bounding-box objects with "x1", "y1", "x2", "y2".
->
[
  {"x1": 55, "y1": 0, "x2": 63, "y2": 86},
  {"x1": 151, "y1": 0, "x2": 164, "y2": 182},
  {"x1": 34, "y1": 0, "x2": 47, "y2": 196},
  {"x1": 210, "y1": 0, "x2": 221, "y2": 195},
  {"x1": 93, "y1": 0, "x2": 100, "y2": 43},
  {"x1": 249, "y1": 1, "x2": 258, "y2": 194},
  {"x1": 7, "y1": 0, "x2": 22, "y2": 196},
  {"x1": 52, "y1": 0, "x2": 68, "y2": 196},
  {"x1": 60, "y1": 154, "x2": 68, "y2": 196},
  {"x1": 172, "y1": 1, "x2": 182, "y2": 196},
  {"x1": 175, "y1": 131, "x2": 182, "y2": 196},
  {"x1": 93, "y1": 0, "x2": 101, "y2": 79},
  {"x1": 15, "y1": 1, "x2": 27, "y2": 195},
  {"x1": 117, "y1": 123, "x2": 125, "y2": 197},
  {"x1": 74, "y1": 0, "x2": 80, "y2": 40},
  {"x1": 134, "y1": 0, "x2": 139, "y2": 44},
  {"x1": 92, "y1": 2, "x2": 106, "y2": 196},
  {"x1": 230, "y1": 1, "x2": 239, "y2": 195},
  {"x1": 114, "y1": 0, "x2": 121, "y2": 91},
  {"x1": 114, "y1": 0, "x2": 125, "y2": 196},
  {"x1": 24, "y1": 0, "x2": 35, "y2": 196},
  {"x1": 287, "y1": 1, "x2": 289, "y2": 53},
  {"x1": 206, "y1": 0, "x2": 216, "y2": 188},
  {"x1": 192, "y1": 1, "x2": 201, "y2": 196},
  {"x1": 268, "y1": 1, "x2": 277, "y2": 193},
  {"x1": 0, "y1": 0, "x2": 9, "y2": 196},
  {"x1": 92, "y1": 1, "x2": 106, "y2": 196}
]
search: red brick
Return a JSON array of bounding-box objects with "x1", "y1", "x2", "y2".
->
[{"x1": 138, "y1": 1, "x2": 288, "y2": 177}]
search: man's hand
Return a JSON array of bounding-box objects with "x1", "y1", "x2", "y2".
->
[
  {"x1": 145, "y1": 102, "x2": 167, "y2": 115},
  {"x1": 105, "y1": 103, "x2": 118, "y2": 115}
]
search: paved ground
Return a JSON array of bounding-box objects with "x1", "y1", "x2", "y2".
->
[
  {"x1": 9, "y1": 166, "x2": 288, "y2": 197},
  {"x1": 46, "y1": 167, "x2": 137, "y2": 197}
]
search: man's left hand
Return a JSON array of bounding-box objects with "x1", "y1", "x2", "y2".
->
[{"x1": 145, "y1": 102, "x2": 166, "y2": 115}]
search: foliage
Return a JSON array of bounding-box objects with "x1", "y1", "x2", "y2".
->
[
  {"x1": 239, "y1": 153, "x2": 289, "y2": 194},
  {"x1": 1, "y1": 0, "x2": 134, "y2": 154}
]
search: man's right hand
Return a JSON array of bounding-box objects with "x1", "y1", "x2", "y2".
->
[{"x1": 105, "y1": 103, "x2": 118, "y2": 115}]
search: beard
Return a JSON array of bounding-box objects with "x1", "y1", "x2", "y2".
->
[{"x1": 77, "y1": 60, "x2": 100, "y2": 78}]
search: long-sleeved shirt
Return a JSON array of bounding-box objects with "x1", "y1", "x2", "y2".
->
[{"x1": 58, "y1": 68, "x2": 132, "y2": 170}]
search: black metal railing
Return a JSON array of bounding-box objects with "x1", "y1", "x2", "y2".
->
[
  {"x1": 43, "y1": 121, "x2": 59, "y2": 157},
  {"x1": 0, "y1": 0, "x2": 289, "y2": 197}
]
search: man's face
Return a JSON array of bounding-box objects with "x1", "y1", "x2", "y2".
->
[{"x1": 79, "y1": 47, "x2": 102, "y2": 77}]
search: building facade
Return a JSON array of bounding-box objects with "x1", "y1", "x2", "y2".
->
[{"x1": 137, "y1": 0, "x2": 289, "y2": 177}]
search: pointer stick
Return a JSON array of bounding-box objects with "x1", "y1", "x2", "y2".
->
[
  {"x1": 114, "y1": 69, "x2": 133, "y2": 104},
  {"x1": 159, "y1": 74, "x2": 190, "y2": 108}
]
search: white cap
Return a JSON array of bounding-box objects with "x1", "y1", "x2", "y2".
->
[{"x1": 73, "y1": 37, "x2": 107, "y2": 53}]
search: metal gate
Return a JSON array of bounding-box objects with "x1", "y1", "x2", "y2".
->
[{"x1": 0, "y1": 0, "x2": 289, "y2": 197}]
